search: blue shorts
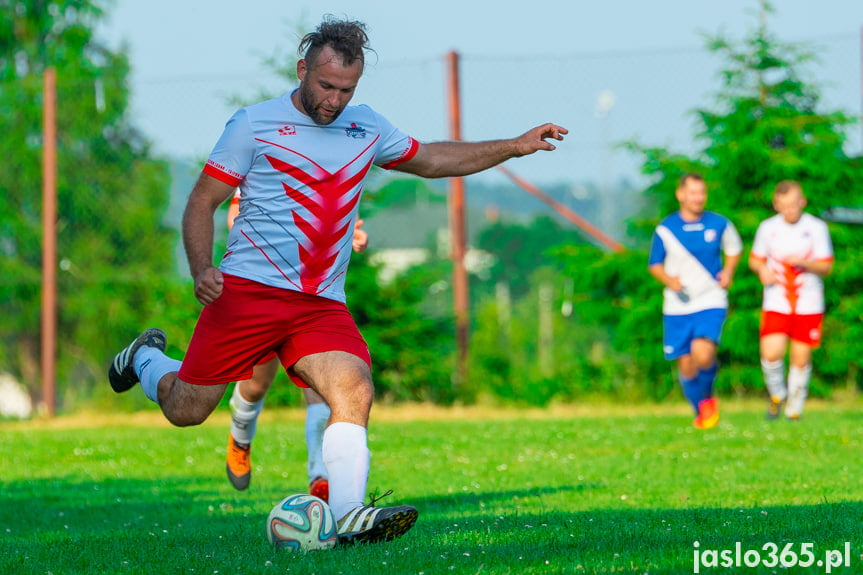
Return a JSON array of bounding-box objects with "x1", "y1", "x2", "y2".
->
[{"x1": 662, "y1": 308, "x2": 727, "y2": 360}]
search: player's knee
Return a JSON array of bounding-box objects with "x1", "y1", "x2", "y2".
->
[
  {"x1": 164, "y1": 409, "x2": 206, "y2": 428},
  {"x1": 162, "y1": 400, "x2": 214, "y2": 427}
]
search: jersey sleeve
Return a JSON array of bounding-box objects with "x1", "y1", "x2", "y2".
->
[
  {"x1": 750, "y1": 221, "x2": 768, "y2": 261},
  {"x1": 648, "y1": 228, "x2": 666, "y2": 266},
  {"x1": 369, "y1": 108, "x2": 419, "y2": 170},
  {"x1": 813, "y1": 219, "x2": 834, "y2": 261},
  {"x1": 720, "y1": 219, "x2": 743, "y2": 257},
  {"x1": 203, "y1": 108, "x2": 256, "y2": 186}
]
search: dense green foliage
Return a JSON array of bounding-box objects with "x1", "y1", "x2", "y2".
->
[
  {"x1": 0, "y1": 1, "x2": 184, "y2": 406},
  {"x1": 3, "y1": 403, "x2": 862, "y2": 573}
]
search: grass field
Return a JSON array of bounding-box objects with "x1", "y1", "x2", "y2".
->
[{"x1": 2, "y1": 400, "x2": 861, "y2": 574}]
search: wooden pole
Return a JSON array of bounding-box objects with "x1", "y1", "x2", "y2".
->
[
  {"x1": 446, "y1": 50, "x2": 469, "y2": 384},
  {"x1": 41, "y1": 67, "x2": 58, "y2": 417}
]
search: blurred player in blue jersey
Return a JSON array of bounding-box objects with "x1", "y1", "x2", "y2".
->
[{"x1": 648, "y1": 173, "x2": 742, "y2": 428}]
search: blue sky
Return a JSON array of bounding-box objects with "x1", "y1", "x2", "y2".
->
[{"x1": 98, "y1": 1, "x2": 863, "y2": 185}]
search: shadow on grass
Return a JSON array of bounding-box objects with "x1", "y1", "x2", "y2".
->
[{"x1": 3, "y1": 477, "x2": 861, "y2": 574}]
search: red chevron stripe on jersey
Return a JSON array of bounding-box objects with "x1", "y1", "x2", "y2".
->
[{"x1": 264, "y1": 145, "x2": 374, "y2": 295}]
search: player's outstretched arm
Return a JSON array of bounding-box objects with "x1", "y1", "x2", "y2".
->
[
  {"x1": 183, "y1": 173, "x2": 236, "y2": 305},
  {"x1": 394, "y1": 123, "x2": 567, "y2": 179}
]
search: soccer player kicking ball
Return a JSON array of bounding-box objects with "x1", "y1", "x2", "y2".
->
[
  {"x1": 109, "y1": 16, "x2": 566, "y2": 545},
  {"x1": 225, "y1": 189, "x2": 369, "y2": 497},
  {"x1": 749, "y1": 181, "x2": 833, "y2": 421},
  {"x1": 648, "y1": 173, "x2": 742, "y2": 429}
]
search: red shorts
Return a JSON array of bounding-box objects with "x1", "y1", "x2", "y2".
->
[
  {"x1": 760, "y1": 311, "x2": 824, "y2": 348},
  {"x1": 178, "y1": 274, "x2": 371, "y2": 387}
]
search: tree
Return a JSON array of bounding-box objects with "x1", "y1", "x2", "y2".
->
[
  {"x1": 0, "y1": 1, "x2": 183, "y2": 408},
  {"x1": 476, "y1": 214, "x2": 587, "y2": 299},
  {"x1": 558, "y1": 4, "x2": 863, "y2": 399}
]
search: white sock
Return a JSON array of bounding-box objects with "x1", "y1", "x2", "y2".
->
[
  {"x1": 760, "y1": 358, "x2": 786, "y2": 401},
  {"x1": 322, "y1": 422, "x2": 370, "y2": 521},
  {"x1": 306, "y1": 402, "x2": 331, "y2": 482},
  {"x1": 135, "y1": 347, "x2": 181, "y2": 405},
  {"x1": 229, "y1": 384, "x2": 264, "y2": 446},
  {"x1": 786, "y1": 364, "x2": 812, "y2": 417}
]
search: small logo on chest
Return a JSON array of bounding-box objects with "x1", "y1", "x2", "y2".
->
[
  {"x1": 704, "y1": 229, "x2": 717, "y2": 243},
  {"x1": 278, "y1": 125, "x2": 296, "y2": 136},
  {"x1": 345, "y1": 123, "x2": 366, "y2": 138}
]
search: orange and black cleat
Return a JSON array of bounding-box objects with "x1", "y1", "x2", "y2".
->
[
  {"x1": 693, "y1": 397, "x2": 719, "y2": 430},
  {"x1": 226, "y1": 434, "x2": 251, "y2": 490}
]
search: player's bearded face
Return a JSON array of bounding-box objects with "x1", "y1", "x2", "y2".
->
[{"x1": 298, "y1": 49, "x2": 362, "y2": 125}]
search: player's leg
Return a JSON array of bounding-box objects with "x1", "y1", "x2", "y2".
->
[
  {"x1": 785, "y1": 341, "x2": 814, "y2": 420},
  {"x1": 690, "y1": 337, "x2": 719, "y2": 429},
  {"x1": 292, "y1": 351, "x2": 416, "y2": 544},
  {"x1": 676, "y1": 354, "x2": 701, "y2": 415},
  {"x1": 304, "y1": 387, "x2": 331, "y2": 501},
  {"x1": 691, "y1": 337, "x2": 718, "y2": 395},
  {"x1": 664, "y1": 314, "x2": 699, "y2": 415},
  {"x1": 760, "y1": 311, "x2": 791, "y2": 419},
  {"x1": 760, "y1": 333, "x2": 789, "y2": 417},
  {"x1": 109, "y1": 328, "x2": 227, "y2": 426},
  {"x1": 783, "y1": 313, "x2": 822, "y2": 420},
  {"x1": 227, "y1": 356, "x2": 278, "y2": 490}
]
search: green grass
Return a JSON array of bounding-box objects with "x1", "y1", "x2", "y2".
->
[{"x1": 2, "y1": 401, "x2": 862, "y2": 574}]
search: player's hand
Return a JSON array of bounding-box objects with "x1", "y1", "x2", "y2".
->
[
  {"x1": 194, "y1": 266, "x2": 224, "y2": 305},
  {"x1": 758, "y1": 266, "x2": 777, "y2": 286},
  {"x1": 783, "y1": 255, "x2": 807, "y2": 271},
  {"x1": 352, "y1": 218, "x2": 369, "y2": 253},
  {"x1": 717, "y1": 268, "x2": 734, "y2": 289},
  {"x1": 666, "y1": 276, "x2": 683, "y2": 292},
  {"x1": 513, "y1": 123, "x2": 568, "y2": 156}
]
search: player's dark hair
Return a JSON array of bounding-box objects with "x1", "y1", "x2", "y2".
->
[
  {"x1": 774, "y1": 180, "x2": 802, "y2": 198},
  {"x1": 299, "y1": 16, "x2": 370, "y2": 70},
  {"x1": 678, "y1": 172, "x2": 704, "y2": 188}
]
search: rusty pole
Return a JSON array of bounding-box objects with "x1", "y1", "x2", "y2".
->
[
  {"x1": 446, "y1": 51, "x2": 469, "y2": 383},
  {"x1": 41, "y1": 67, "x2": 58, "y2": 417}
]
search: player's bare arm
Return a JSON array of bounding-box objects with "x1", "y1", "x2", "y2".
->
[
  {"x1": 717, "y1": 253, "x2": 741, "y2": 289},
  {"x1": 394, "y1": 123, "x2": 567, "y2": 178},
  {"x1": 648, "y1": 263, "x2": 683, "y2": 292},
  {"x1": 784, "y1": 255, "x2": 833, "y2": 277},
  {"x1": 182, "y1": 173, "x2": 236, "y2": 305}
]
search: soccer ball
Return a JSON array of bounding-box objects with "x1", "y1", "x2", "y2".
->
[{"x1": 266, "y1": 494, "x2": 338, "y2": 552}]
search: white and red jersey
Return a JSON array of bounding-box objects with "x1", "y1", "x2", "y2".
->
[
  {"x1": 751, "y1": 213, "x2": 833, "y2": 314},
  {"x1": 204, "y1": 91, "x2": 418, "y2": 302}
]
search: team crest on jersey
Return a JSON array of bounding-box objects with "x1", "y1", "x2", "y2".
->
[
  {"x1": 704, "y1": 229, "x2": 717, "y2": 243},
  {"x1": 345, "y1": 123, "x2": 366, "y2": 138},
  {"x1": 278, "y1": 125, "x2": 296, "y2": 136}
]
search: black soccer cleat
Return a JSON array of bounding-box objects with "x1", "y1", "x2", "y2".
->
[
  {"x1": 337, "y1": 504, "x2": 418, "y2": 545},
  {"x1": 108, "y1": 328, "x2": 167, "y2": 393}
]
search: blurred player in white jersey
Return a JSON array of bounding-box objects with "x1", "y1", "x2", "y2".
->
[
  {"x1": 109, "y1": 16, "x2": 567, "y2": 544},
  {"x1": 648, "y1": 173, "x2": 742, "y2": 429},
  {"x1": 225, "y1": 189, "x2": 369, "y2": 497},
  {"x1": 749, "y1": 181, "x2": 833, "y2": 420}
]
